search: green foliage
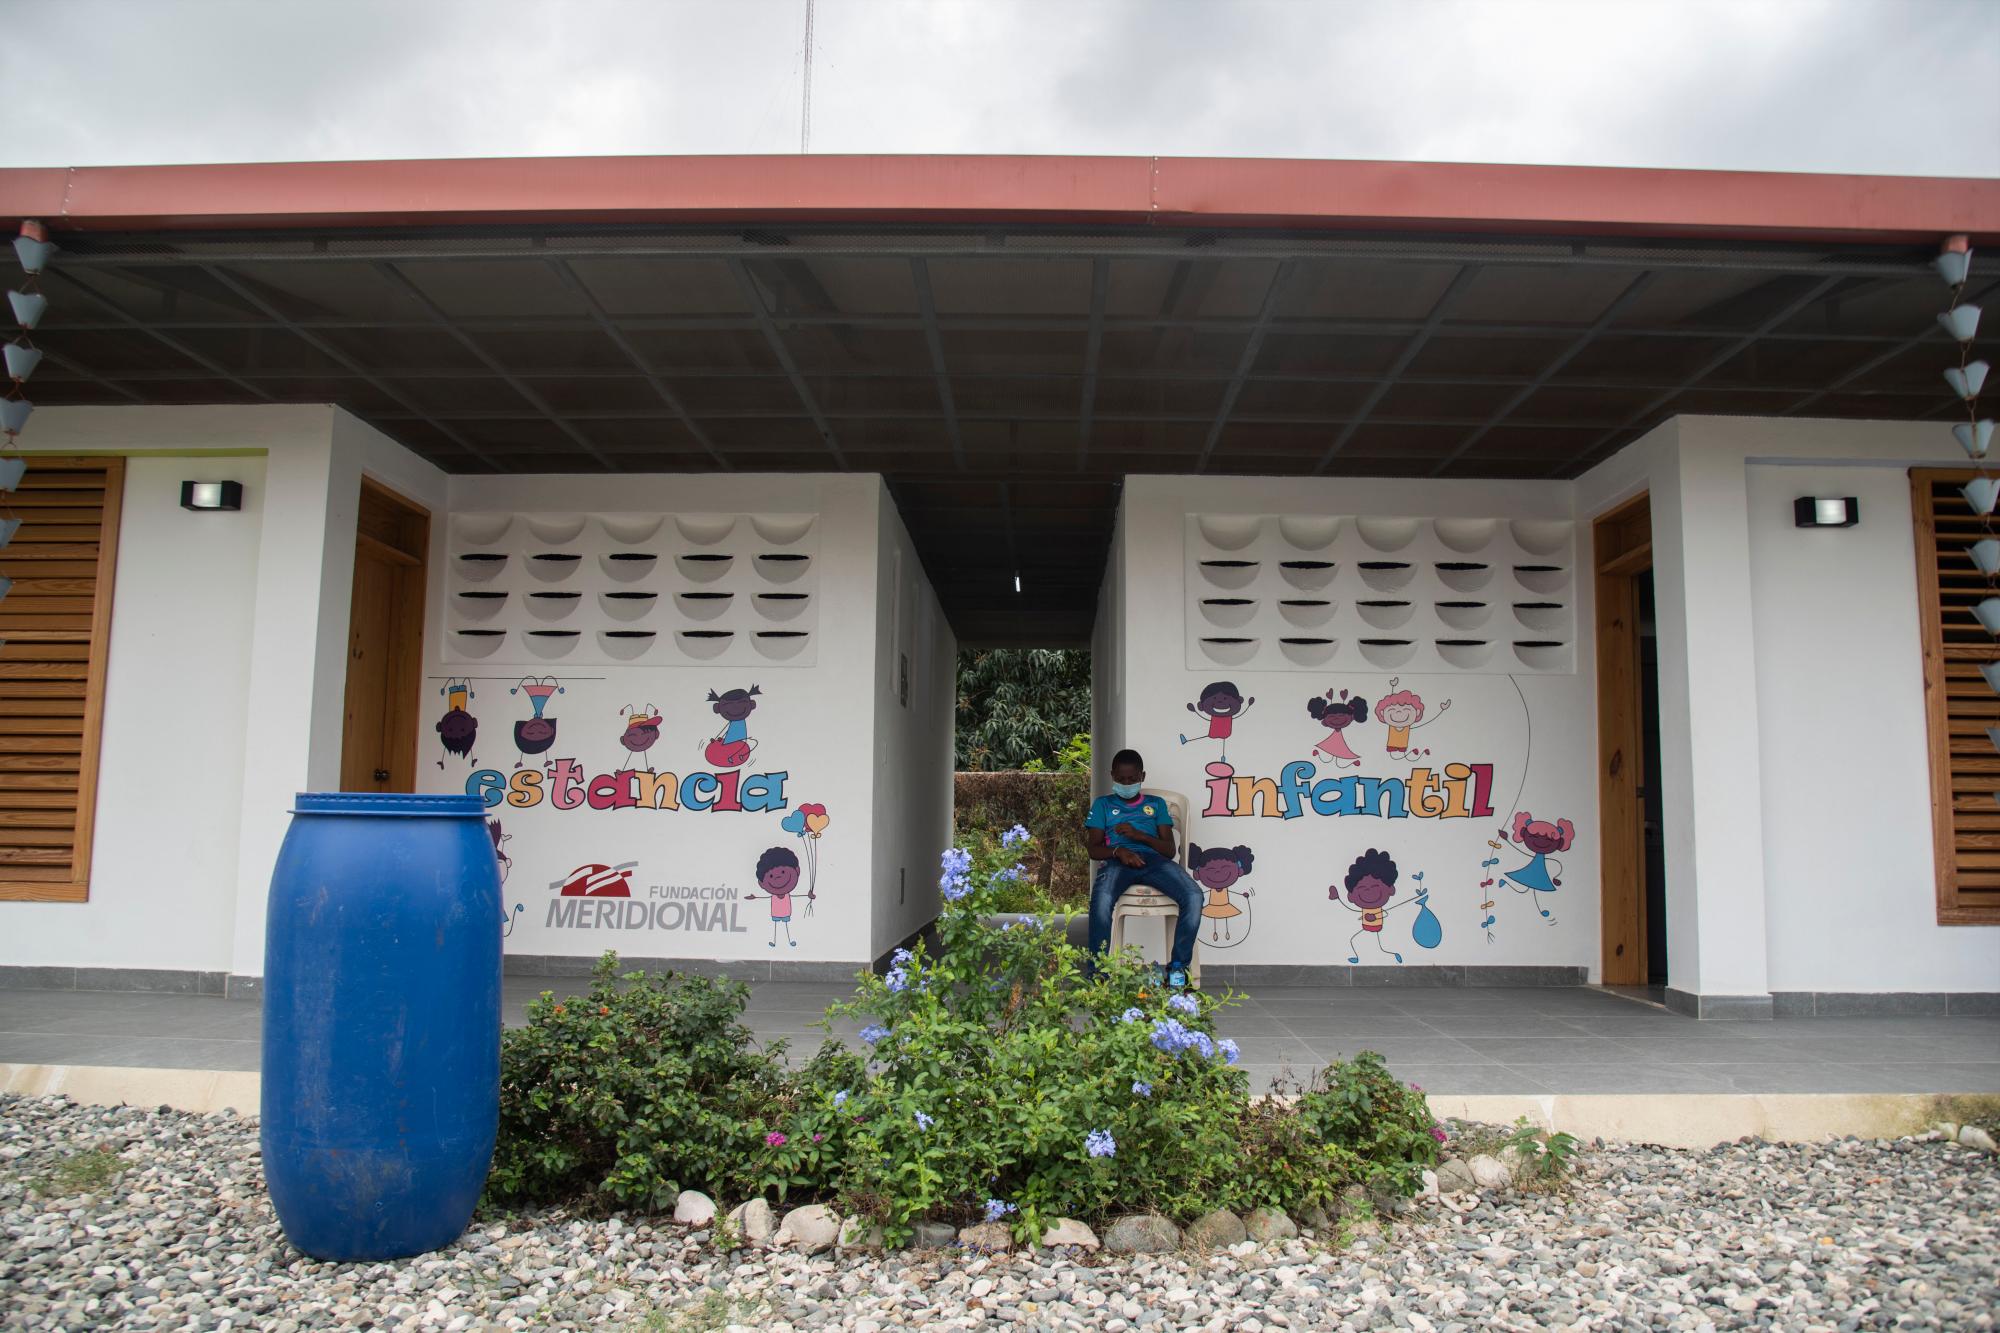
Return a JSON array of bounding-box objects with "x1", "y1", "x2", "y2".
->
[
  {"x1": 955, "y1": 649, "x2": 1092, "y2": 771},
  {"x1": 1022, "y1": 732, "x2": 1092, "y2": 774},
  {"x1": 1502, "y1": 1116, "x2": 1581, "y2": 1190},
  {"x1": 1291, "y1": 1051, "x2": 1445, "y2": 1199},
  {"x1": 29, "y1": 1145, "x2": 123, "y2": 1198},
  {"x1": 488, "y1": 956, "x2": 856, "y2": 1210},
  {"x1": 489, "y1": 842, "x2": 1447, "y2": 1240},
  {"x1": 953, "y1": 770, "x2": 1093, "y2": 905}
]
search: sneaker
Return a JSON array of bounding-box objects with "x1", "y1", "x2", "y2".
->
[{"x1": 1166, "y1": 967, "x2": 1189, "y2": 990}]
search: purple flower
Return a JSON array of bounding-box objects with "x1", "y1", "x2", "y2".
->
[
  {"x1": 1121, "y1": 1007, "x2": 1146, "y2": 1024},
  {"x1": 1189, "y1": 1031, "x2": 1216, "y2": 1061},
  {"x1": 914, "y1": 1111, "x2": 935, "y2": 1131},
  {"x1": 1216, "y1": 1038, "x2": 1240, "y2": 1066},
  {"x1": 860, "y1": 1025, "x2": 890, "y2": 1045},
  {"x1": 1001, "y1": 824, "x2": 1032, "y2": 849},
  {"x1": 1167, "y1": 993, "x2": 1199, "y2": 1016},
  {"x1": 983, "y1": 1198, "x2": 1017, "y2": 1222},
  {"x1": 1430, "y1": 1125, "x2": 1449, "y2": 1144},
  {"x1": 885, "y1": 968, "x2": 909, "y2": 994},
  {"x1": 892, "y1": 948, "x2": 914, "y2": 967},
  {"x1": 1150, "y1": 1018, "x2": 1195, "y2": 1054},
  {"x1": 1084, "y1": 1128, "x2": 1116, "y2": 1159},
  {"x1": 1132, "y1": 1081, "x2": 1152, "y2": 1098},
  {"x1": 834, "y1": 1090, "x2": 849, "y2": 1107},
  {"x1": 766, "y1": 1131, "x2": 787, "y2": 1147}
]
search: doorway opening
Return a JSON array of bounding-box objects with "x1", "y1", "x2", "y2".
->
[
  {"x1": 339, "y1": 478, "x2": 430, "y2": 792},
  {"x1": 1593, "y1": 493, "x2": 1666, "y2": 988}
]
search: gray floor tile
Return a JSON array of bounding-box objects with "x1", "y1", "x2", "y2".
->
[
  {"x1": 1612, "y1": 1037, "x2": 1828, "y2": 1064},
  {"x1": 1389, "y1": 1063, "x2": 1555, "y2": 1094},
  {"x1": 0, "y1": 1034, "x2": 168, "y2": 1067},
  {"x1": 1296, "y1": 1036, "x2": 1495, "y2": 1065},
  {"x1": 1271, "y1": 1015, "x2": 1440, "y2": 1040},
  {"x1": 1693, "y1": 1063, "x2": 1898, "y2": 1093},
  {"x1": 1469, "y1": 1037, "x2": 1649, "y2": 1064},
  {"x1": 1406, "y1": 1016, "x2": 1598, "y2": 1038},
  {"x1": 1784, "y1": 1035, "x2": 2000, "y2": 1064},
  {"x1": 1503, "y1": 1063, "x2": 1737, "y2": 1093},
  {"x1": 1850, "y1": 1062, "x2": 2000, "y2": 1092}
]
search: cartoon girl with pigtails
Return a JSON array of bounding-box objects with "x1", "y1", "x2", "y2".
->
[{"x1": 1497, "y1": 811, "x2": 1575, "y2": 919}]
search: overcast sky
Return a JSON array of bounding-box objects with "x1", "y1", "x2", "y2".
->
[{"x1": 4, "y1": 0, "x2": 1996, "y2": 176}]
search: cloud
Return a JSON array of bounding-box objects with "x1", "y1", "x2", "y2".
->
[{"x1": 2, "y1": 0, "x2": 1994, "y2": 174}]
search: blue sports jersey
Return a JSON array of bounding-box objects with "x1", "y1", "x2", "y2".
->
[{"x1": 1086, "y1": 792, "x2": 1175, "y2": 852}]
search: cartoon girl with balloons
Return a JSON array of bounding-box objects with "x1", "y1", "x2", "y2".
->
[{"x1": 748, "y1": 802, "x2": 830, "y2": 946}]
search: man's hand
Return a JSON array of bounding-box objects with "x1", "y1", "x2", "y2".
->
[
  {"x1": 1113, "y1": 822, "x2": 1145, "y2": 839},
  {"x1": 1115, "y1": 847, "x2": 1147, "y2": 868}
]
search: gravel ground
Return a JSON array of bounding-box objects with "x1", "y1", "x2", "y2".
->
[{"x1": 2, "y1": 1094, "x2": 1995, "y2": 1332}]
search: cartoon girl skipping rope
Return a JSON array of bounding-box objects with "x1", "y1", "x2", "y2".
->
[{"x1": 1497, "y1": 811, "x2": 1575, "y2": 919}]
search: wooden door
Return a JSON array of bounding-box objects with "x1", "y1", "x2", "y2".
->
[
  {"x1": 339, "y1": 480, "x2": 429, "y2": 792},
  {"x1": 1593, "y1": 494, "x2": 1652, "y2": 985}
]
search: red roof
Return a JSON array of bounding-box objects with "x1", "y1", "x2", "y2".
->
[{"x1": 1, "y1": 154, "x2": 1995, "y2": 243}]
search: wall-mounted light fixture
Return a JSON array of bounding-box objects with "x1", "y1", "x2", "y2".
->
[
  {"x1": 1794, "y1": 496, "x2": 1859, "y2": 529},
  {"x1": 181, "y1": 480, "x2": 244, "y2": 512}
]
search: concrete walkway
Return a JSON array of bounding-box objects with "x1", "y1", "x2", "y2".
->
[{"x1": 3, "y1": 980, "x2": 1995, "y2": 1096}]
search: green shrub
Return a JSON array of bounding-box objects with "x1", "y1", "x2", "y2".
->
[
  {"x1": 952, "y1": 770, "x2": 1093, "y2": 905},
  {"x1": 1292, "y1": 1051, "x2": 1445, "y2": 1199},
  {"x1": 487, "y1": 957, "x2": 854, "y2": 1210}
]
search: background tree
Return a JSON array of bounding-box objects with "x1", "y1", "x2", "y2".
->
[{"x1": 954, "y1": 648, "x2": 1091, "y2": 770}]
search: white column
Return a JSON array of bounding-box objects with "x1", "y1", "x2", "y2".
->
[{"x1": 226, "y1": 412, "x2": 360, "y2": 987}]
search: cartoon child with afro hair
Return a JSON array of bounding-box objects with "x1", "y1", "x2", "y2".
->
[
  {"x1": 1330, "y1": 847, "x2": 1420, "y2": 964},
  {"x1": 744, "y1": 846, "x2": 806, "y2": 949}
]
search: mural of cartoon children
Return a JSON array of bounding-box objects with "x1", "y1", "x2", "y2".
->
[
  {"x1": 745, "y1": 846, "x2": 806, "y2": 948},
  {"x1": 1188, "y1": 844, "x2": 1255, "y2": 945},
  {"x1": 1306, "y1": 689, "x2": 1368, "y2": 768},
  {"x1": 487, "y1": 818, "x2": 512, "y2": 884},
  {"x1": 703, "y1": 685, "x2": 762, "y2": 769},
  {"x1": 618, "y1": 704, "x2": 662, "y2": 771},
  {"x1": 1376, "y1": 685, "x2": 1451, "y2": 760},
  {"x1": 511, "y1": 675, "x2": 563, "y2": 769},
  {"x1": 436, "y1": 678, "x2": 478, "y2": 769},
  {"x1": 1178, "y1": 681, "x2": 1254, "y2": 760},
  {"x1": 1330, "y1": 847, "x2": 1420, "y2": 964},
  {"x1": 1498, "y1": 811, "x2": 1575, "y2": 919}
]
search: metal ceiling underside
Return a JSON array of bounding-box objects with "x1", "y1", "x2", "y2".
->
[{"x1": 28, "y1": 224, "x2": 1994, "y2": 645}]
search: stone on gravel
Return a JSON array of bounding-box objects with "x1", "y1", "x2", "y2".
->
[
  {"x1": 1185, "y1": 1208, "x2": 1248, "y2": 1249},
  {"x1": 775, "y1": 1203, "x2": 841, "y2": 1253},
  {"x1": 1244, "y1": 1207, "x2": 1297, "y2": 1242},
  {"x1": 1468, "y1": 1152, "x2": 1513, "y2": 1189},
  {"x1": 727, "y1": 1196, "x2": 775, "y2": 1244},
  {"x1": 1103, "y1": 1213, "x2": 1181, "y2": 1254},
  {"x1": 1959, "y1": 1124, "x2": 1998, "y2": 1154},
  {"x1": 909, "y1": 1220, "x2": 957, "y2": 1249},
  {"x1": 1434, "y1": 1157, "x2": 1478, "y2": 1194},
  {"x1": 836, "y1": 1215, "x2": 884, "y2": 1252},
  {"x1": 1419, "y1": 1168, "x2": 1440, "y2": 1200},
  {"x1": 1039, "y1": 1217, "x2": 1100, "y2": 1250},
  {"x1": 673, "y1": 1189, "x2": 716, "y2": 1226},
  {"x1": 957, "y1": 1220, "x2": 1013, "y2": 1252},
  {"x1": 1296, "y1": 1202, "x2": 1332, "y2": 1232}
]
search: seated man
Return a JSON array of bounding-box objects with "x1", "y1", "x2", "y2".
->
[{"x1": 1082, "y1": 748, "x2": 1204, "y2": 988}]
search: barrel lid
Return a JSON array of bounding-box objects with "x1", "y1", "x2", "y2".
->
[{"x1": 292, "y1": 792, "x2": 488, "y2": 817}]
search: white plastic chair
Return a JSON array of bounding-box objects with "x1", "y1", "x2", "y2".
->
[{"x1": 1107, "y1": 788, "x2": 1202, "y2": 988}]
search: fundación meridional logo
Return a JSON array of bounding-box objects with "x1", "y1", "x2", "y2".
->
[{"x1": 543, "y1": 861, "x2": 751, "y2": 936}]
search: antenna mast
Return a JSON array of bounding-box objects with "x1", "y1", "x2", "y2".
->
[{"x1": 800, "y1": 0, "x2": 815, "y2": 154}]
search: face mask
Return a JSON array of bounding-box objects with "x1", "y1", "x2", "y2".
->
[{"x1": 1112, "y1": 781, "x2": 1142, "y2": 800}]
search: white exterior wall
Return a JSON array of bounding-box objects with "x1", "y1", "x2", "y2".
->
[
  {"x1": 422, "y1": 471, "x2": 932, "y2": 969},
  {"x1": 869, "y1": 484, "x2": 958, "y2": 957},
  {"x1": 1579, "y1": 416, "x2": 2000, "y2": 998},
  {"x1": 0, "y1": 406, "x2": 446, "y2": 982},
  {"x1": 1104, "y1": 476, "x2": 1600, "y2": 974}
]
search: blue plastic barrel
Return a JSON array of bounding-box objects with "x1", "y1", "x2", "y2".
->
[{"x1": 261, "y1": 792, "x2": 501, "y2": 1261}]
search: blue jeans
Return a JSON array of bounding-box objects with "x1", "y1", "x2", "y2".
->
[{"x1": 1088, "y1": 851, "x2": 1203, "y2": 971}]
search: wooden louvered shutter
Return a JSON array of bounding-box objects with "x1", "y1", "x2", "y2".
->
[
  {"x1": 0, "y1": 455, "x2": 123, "y2": 902},
  {"x1": 1912, "y1": 467, "x2": 2000, "y2": 923}
]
